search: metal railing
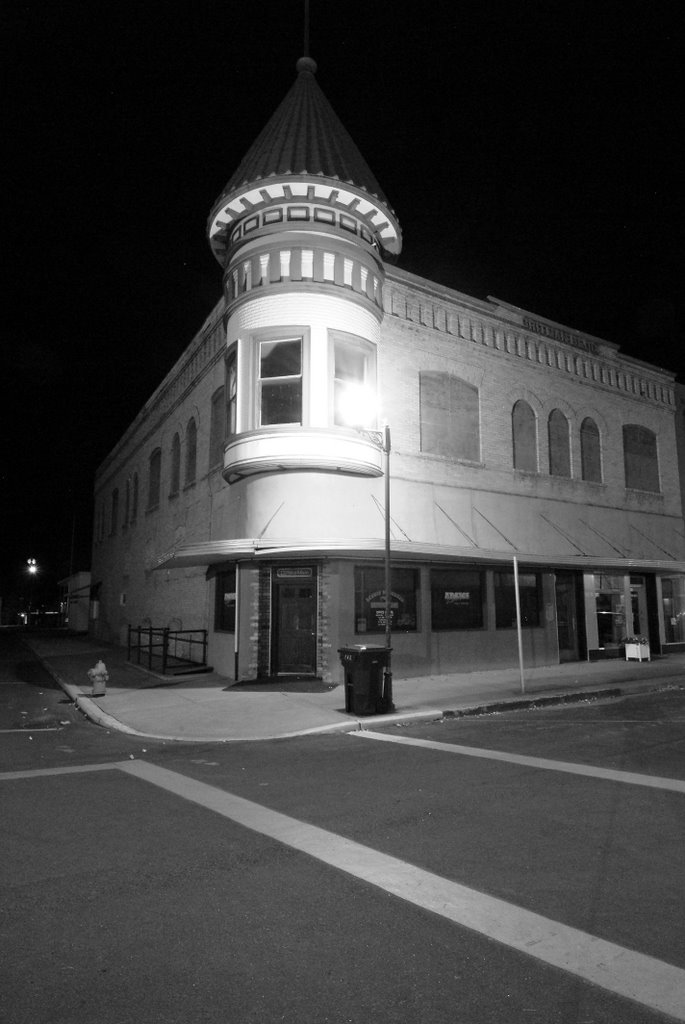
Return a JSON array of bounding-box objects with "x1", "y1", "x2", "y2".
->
[{"x1": 127, "y1": 626, "x2": 208, "y2": 675}]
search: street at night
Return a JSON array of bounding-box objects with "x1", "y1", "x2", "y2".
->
[
  {"x1": 4, "y1": 7, "x2": 684, "y2": 1019},
  {"x1": 2, "y1": 635, "x2": 684, "y2": 1023}
]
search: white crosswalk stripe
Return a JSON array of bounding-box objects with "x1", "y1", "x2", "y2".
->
[
  {"x1": 352, "y1": 729, "x2": 685, "y2": 792},
  {"x1": 120, "y1": 759, "x2": 685, "y2": 1020}
]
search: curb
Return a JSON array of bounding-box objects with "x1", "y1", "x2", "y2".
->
[
  {"x1": 32, "y1": 653, "x2": 143, "y2": 737},
  {"x1": 441, "y1": 687, "x2": 624, "y2": 719},
  {"x1": 34, "y1": 649, "x2": 685, "y2": 743}
]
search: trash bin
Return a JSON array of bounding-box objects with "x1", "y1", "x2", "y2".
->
[{"x1": 338, "y1": 645, "x2": 390, "y2": 715}]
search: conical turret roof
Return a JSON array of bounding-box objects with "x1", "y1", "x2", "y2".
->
[
  {"x1": 208, "y1": 57, "x2": 401, "y2": 259},
  {"x1": 222, "y1": 57, "x2": 389, "y2": 203}
]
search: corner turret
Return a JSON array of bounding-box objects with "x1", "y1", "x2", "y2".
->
[{"x1": 209, "y1": 58, "x2": 401, "y2": 483}]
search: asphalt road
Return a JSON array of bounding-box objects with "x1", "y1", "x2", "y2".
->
[{"x1": 2, "y1": 633, "x2": 684, "y2": 1023}]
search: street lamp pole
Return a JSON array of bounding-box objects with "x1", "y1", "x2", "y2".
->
[
  {"x1": 26, "y1": 558, "x2": 37, "y2": 626},
  {"x1": 381, "y1": 422, "x2": 394, "y2": 712}
]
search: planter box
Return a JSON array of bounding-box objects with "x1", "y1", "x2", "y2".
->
[{"x1": 625, "y1": 642, "x2": 650, "y2": 662}]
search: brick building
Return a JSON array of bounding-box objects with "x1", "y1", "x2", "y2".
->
[{"x1": 90, "y1": 57, "x2": 685, "y2": 683}]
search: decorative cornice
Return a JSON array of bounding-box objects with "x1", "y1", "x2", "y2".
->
[
  {"x1": 208, "y1": 180, "x2": 400, "y2": 264},
  {"x1": 383, "y1": 274, "x2": 676, "y2": 409}
]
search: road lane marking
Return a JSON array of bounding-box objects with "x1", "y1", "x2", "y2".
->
[
  {"x1": 0, "y1": 762, "x2": 121, "y2": 781},
  {"x1": 0, "y1": 727, "x2": 62, "y2": 733},
  {"x1": 353, "y1": 730, "x2": 685, "y2": 793},
  {"x1": 120, "y1": 759, "x2": 685, "y2": 1019}
]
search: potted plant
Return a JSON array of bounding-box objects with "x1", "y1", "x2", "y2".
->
[{"x1": 622, "y1": 635, "x2": 650, "y2": 661}]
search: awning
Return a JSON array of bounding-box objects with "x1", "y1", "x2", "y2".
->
[{"x1": 154, "y1": 537, "x2": 685, "y2": 576}]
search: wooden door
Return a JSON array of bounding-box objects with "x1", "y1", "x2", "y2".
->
[{"x1": 273, "y1": 571, "x2": 317, "y2": 675}]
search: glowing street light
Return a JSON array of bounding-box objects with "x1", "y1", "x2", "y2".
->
[{"x1": 26, "y1": 558, "x2": 38, "y2": 626}]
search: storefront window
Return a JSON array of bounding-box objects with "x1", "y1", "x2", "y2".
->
[
  {"x1": 594, "y1": 574, "x2": 626, "y2": 649},
  {"x1": 494, "y1": 571, "x2": 540, "y2": 628},
  {"x1": 431, "y1": 569, "x2": 483, "y2": 630},
  {"x1": 355, "y1": 566, "x2": 418, "y2": 633},
  {"x1": 215, "y1": 570, "x2": 236, "y2": 632},
  {"x1": 662, "y1": 577, "x2": 685, "y2": 644}
]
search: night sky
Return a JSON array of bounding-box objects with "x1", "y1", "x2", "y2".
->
[{"x1": 3, "y1": 0, "x2": 682, "y2": 606}]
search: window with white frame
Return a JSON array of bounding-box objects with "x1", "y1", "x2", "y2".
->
[
  {"x1": 332, "y1": 333, "x2": 376, "y2": 427},
  {"x1": 226, "y1": 348, "x2": 237, "y2": 438},
  {"x1": 258, "y1": 338, "x2": 302, "y2": 426}
]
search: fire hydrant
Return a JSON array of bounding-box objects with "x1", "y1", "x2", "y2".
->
[{"x1": 87, "y1": 660, "x2": 109, "y2": 697}]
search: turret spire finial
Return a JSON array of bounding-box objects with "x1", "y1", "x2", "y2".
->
[
  {"x1": 297, "y1": 0, "x2": 316, "y2": 73},
  {"x1": 303, "y1": 0, "x2": 310, "y2": 58}
]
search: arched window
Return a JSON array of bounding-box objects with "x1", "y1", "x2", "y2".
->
[
  {"x1": 580, "y1": 417, "x2": 602, "y2": 482},
  {"x1": 185, "y1": 418, "x2": 197, "y2": 486},
  {"x1": 110, "y1": 489, "x2": 119, "y2": 535},
  {"x1": 209, "y1": 387, "x2": 226, "y2": 469},
  {"x1": 170, "y1": 433, "x2": 181, "y2": 496},
  {"x1": 623, "y1": 424, "x2": 659, "y2": 492},
  {"x1": 419, "y1": 372, "x2": 480, "y2": 461},
  {"x1": 548, "y1": 409, "x2": 571, "y2": 477},
  {"x1": 512, "y1": 400, "x2": 537, "y2": 472},
  {"x1": 147, "y1": 449, "x2": 162, "y2": 510},
  {"x1": 123, "y1": 479, "x2": 130, "y2": 527},
  {"x1": 131, "y1": 473, "x2": 139, "y2": 523}
]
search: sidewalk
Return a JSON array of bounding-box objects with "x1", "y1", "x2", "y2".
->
[{"x1": 24, "y1": 633, "x2": 685, "y2": 743}]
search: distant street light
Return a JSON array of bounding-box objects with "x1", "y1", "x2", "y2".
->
[{"x1": 26, "y1": 558, "x2": 38, "y2": 625}]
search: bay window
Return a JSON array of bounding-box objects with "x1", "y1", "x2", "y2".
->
[
  {"x1": 226, "y1": 349, "x2": 237, "y2": 438},
  {"x1": 259, "y1": 338, "x2": 302, "y2": 426},
  {"x1": 332, "y1": 332, "x2": 376, "y2": 427}
]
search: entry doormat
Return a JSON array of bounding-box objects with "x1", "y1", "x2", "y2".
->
[{"x1": 227, "y1": 676, "x2": 336, "y2": 693}]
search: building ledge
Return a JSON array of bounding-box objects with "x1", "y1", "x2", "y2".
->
[{"x1": 223, "y1": 427, "x2": 383, "y2": 483}]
